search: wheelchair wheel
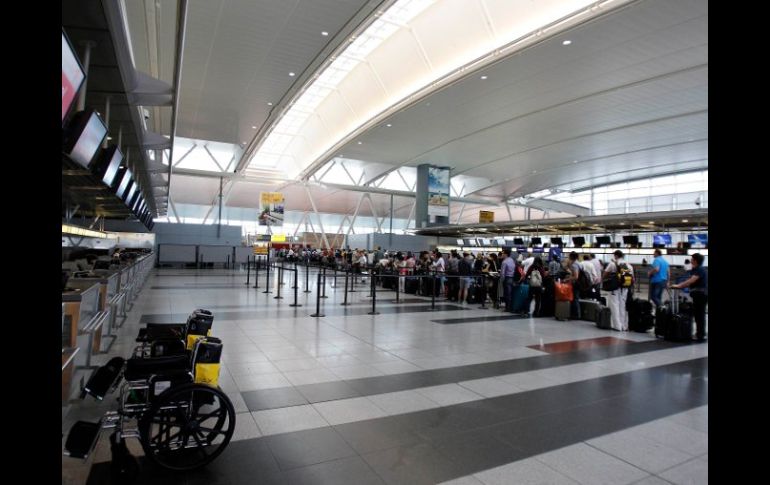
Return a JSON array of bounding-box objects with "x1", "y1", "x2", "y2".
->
[{"x1": 138, "y1": 383, "x2": 235, "y2": 471}]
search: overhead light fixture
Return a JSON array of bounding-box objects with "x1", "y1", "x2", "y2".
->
[
  {"x1": 480, "y1": 75, "x2": 488, "y2": 80},
  {"x1": 532, "y1": 170, "x2": 537, "y2": 174},
  {"x1": 573, "y1": 160, "x2": 578, "y2": 163},
  {"x1": 267, "y1": 102, "x2": 273, "y2": 106},
  {"x1": 648, "y1": 221, "x2": 654, "y2": 224},
  {"x1": 62, "y1": 223, "x2": 116, "y2": 239},
  {"x1": 562, "y1": 40, "x2": 572, "y2": 45},
  {"x1": 682, "y1": 219, "x2": 689, "y2": 223},
  {"x1": 289, "y1": 72, "x2": 295, "y2": 77},
  {"x1": 107, "y1": 136, "x2": 113, "y2": 140},
  {"x1": 251, "y1": 126, "x2": 257, "y2": 129},
  {"x1": 357, "y1": 141, "x2": 362, "y2": 145},
  {"x1": 321, "y1": 31, "x2": 329, "y2": 36},
  {"x1": 386, "y1": 123, "x2": 392, "y2": 127}
]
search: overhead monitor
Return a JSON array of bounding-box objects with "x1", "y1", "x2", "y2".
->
[
  {"x1": 530, "y1": 237, "x2": 542, "y2": 245},
  {"x1": 479, "y1": 238, "x2": 491, "y2": 246},
  {"x1": 622, "y1": 235, "x2": 639, "y2": 245},
  {"x1": 595, "y1": 236, "x2": 612, "y2": 245},
  {"x1": 115, "y1": 168, "x2": 133, "y2": 200},
  {"x1": 688, "y1": 234, "x2": 708, "y2": 246},
  {"x1": 62, "y1": 30, "x2": 85, "y2": 121},
  {"x1": 513, "y1": 238, "x2": 524, "y2": 245},
  {"x1": 495, "y1": 238, "x2": 507, "y2": 246},
  {"x1": 572, "y1": 236, "x2": 586, "y2": 247},
  {"x1": 91, "y1": 146, "x2": 123, "y2": 188},
  {"x1": 125, "y1": 182, "x2": 138, "y2": 206},
  {"x1": 463, "y1": 238, "x2": 478, "y2": 246},
  {"x1": 653, "y1": 234, "x2": 672, "y2": 246},
  {"x1": 550, "y1": 237, "x2": 563, "y2": 247},
  {"x1": 456, "y1": 239, "x2": 464, "y2": 246},
  {"x1": 63, "y1": 110, "x2": 108, "y2": 169}
]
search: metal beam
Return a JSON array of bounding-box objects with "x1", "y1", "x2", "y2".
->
[
  {"x1": 345, "y1": 193, "x2": 366, "y2": 238},
  {"x1": 203, "y1": 145, "x2": 226, "y2": 172},
  {"x1": 172, "y1": 143, "x2": 196, "y2": 167},
  {"x1": 167, "y1": 0, "x2": 189, "y2": 213},
  {"x1": 308, "y1": 181, "x2": 496, "y2": 206},
  {"x1": 304, "y1": 185, "x2": 331, "y2": 249}
]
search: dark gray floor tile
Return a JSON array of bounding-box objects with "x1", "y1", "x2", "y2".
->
[
  {"x1": 86, "y1": 458, "x2": 187, "y2": 485},
  {"x1": 319, "y1": 304, "x2": 466, "y2": 317},
  {"x1": 334, "y1": 416, "x2": 424, "y2": 454},
  {"x1": 194, "y1": 438, "x2": 282, "y2": 479},
  {"x1": 295, "y1": 380, "x2": 362, "y2": 403},
  {"x1": 434, "y1": 428, "x2": 526, "y2": 473},
  {"x1": 242, "y1": 387, "x2": 309, "y2": 412},
  {"x1": 265, "y1": 427, "x2": 357, "y2": 471},
  {"x1": 362, "y1": 442, "x2": 466, "y2": 485},
  {"x1": 431, "y1": 315, "x2": 529, "y2": 324},
  {"x1": 281, "y1": 456, "x2": 386, "y2": 485}
]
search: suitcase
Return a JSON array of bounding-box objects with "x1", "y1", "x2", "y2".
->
[
  {"x1": 467, "y1": 283, "x2": 483, "y2": 304},
  {"x1": 655, "y1": 289, "x2": 693, "y2": 342},
  {"x1": 628, "y1": 299, "x2": 655, "y2": 332},
  {"x1": 512, "y1": 284, "x2": 530, "y2": 314},
  {"x1": 579, "y1": 299, "x2": 601, "y2": 322},
  {"x1": 405, "y1": 277, "x2": 419, "y2": 294},
  {"x1": 555, "y1": 300, "x2": 571, "y2": 321},
  {"x1": 596, "y1": 307, "x2": 612, "y2": 329}
]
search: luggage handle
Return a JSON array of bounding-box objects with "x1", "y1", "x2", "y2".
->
[{"x1": 666, "y1": 287, "x2": 682, "y2": 313}]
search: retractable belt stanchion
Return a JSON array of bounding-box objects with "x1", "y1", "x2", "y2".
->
[
  {"x1": 274, "y1": 266, "x2": 284, "y2": 299},
  {"x1": 304, "y1": 260, "x2": 311, "y2": 293},
  {"x1": 254, "y1": 256, "x2": 260, "y2": 289},
  {"x1": 320, "y1": 267, "x2": 328, "y2": 298},
  {"x1": 368, "y1": 268, "x2": 379, "y2": 315},
  {"x1": 289, "y1": 266, "x2": 302, "y2": 307},
  {"x1": 349, "y1": 266, "x2": 357, "y2": 292},
  {"x1": 310, "y1": 270, "x2": 325, "y2": 317},
  {"x1": 392, "y1": 273, "x2": 400, "y2": 304},
  {"x1": 431, "y1": 273, "x2": 437, "y2": 311},
  {"x1": 341, "y1": 269, "x2": 350, "y2": 306},
  {"x1": 479, "y1": 274, "x2": 487, "y2": 309},
  {"x1": 262, "y1": 253, "x2": 272, "y2": 293},
  {"x1": 245, "y1": 255, "x2": 251, "y2": 286},
  {"x1": 292, "y1": 261, "x2": 299, "y2": 289}
]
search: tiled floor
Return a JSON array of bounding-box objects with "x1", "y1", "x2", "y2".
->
[{"x1": 63, "y1": 268, "x2": 708, "y2": 484}]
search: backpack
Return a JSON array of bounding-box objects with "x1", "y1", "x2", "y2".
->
[
  {"x1": 602, "y1": 262, "x2": 634, "y2": 291},
  {"x1": 529, "y1": 269, "x2": 542, "y2": 287},
  {"x1": 576, "y1": 269, "x2": 592, "y2": 292},
  {"x1": 513, "y1": 264, "x2": 525, "y2": 283},
  {"x1": 458, "y1": 259, "x2": 471, "y2": 276}
]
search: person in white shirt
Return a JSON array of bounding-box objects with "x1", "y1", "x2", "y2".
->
[
  {"x1": 581, "y1": 254, "x2": 600, "y2": 299},
  {"x1": 521, "y1": 253, "x2": 535, "y2": 274},
  {"x1": 359, "y1": 252, "x2": 369, "y2": 282},
  {"x1": 432, "y1": 250, "x2": 446, "y2": 295},
  {"x1": 602, "y1": 250, "x2": 634, "y2": 331}
]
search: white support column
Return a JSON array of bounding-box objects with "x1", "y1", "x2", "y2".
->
[
  {"x1": 306, "y1": 218, "x2": 321, "y2": 247},
  {"x1": 293, "y1": 212, "x2": 308, "y2": 237},
  {"x1": 173, "y1": 143, "x2": 197, "y2": 167},
  {"x1": 365, "y1": 194, "x2": 382, "y2": 233},
  {"x1": 404, "y1": 201, "x2": 416, "y2": 230},
  {"x1": 169, "y1": 199, "x2": 182, "y2": 223},
  {"x1": 506, "y1": 203, "x2": 514, "y2": 221},
  {"x1": 456, "y1": 204, "x2": 466, "y2": 224},
  {"x1": 304, "y1": 185, "x2": 331, "y2": 249},
  {"x1": 346, "y1": 193, "x2": 366, "y2": 237}
]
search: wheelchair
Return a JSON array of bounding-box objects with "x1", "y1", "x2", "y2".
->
[{"x1": 64, "y1": 309, "x2": 235, "y2": 479}]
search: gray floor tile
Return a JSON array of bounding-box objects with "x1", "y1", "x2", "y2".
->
[
  {"x1": 368, "y1": 390, "x2": 441, "y2": 415},
  {"x1": 473, "y1": 457, "x2": 580, "y2": 485},
  {"x1": 630, "y1": 477, "x2": 673, "y2": 485},
  {"x1": 295, "y1": 380, "x2": 362, "y2": 403},
  {"x1": 535, "y1": 443, "x2": 649, "y2": 485},
  {"x1": 312, "y1": 396, "x2": 388, "y2": 425},
  {"x1": 458, "y1": 377, "x2": 522, "y2": 398},
  {"x1": 330, "y1": 364, "x2": 386, "y2": 380},
  {"x1": 439, "y1": 476, "x2": 486, "y2": 485},
  {"x1": 252, "y1": 404, "x2": 329, "y2": 435},
  {"x1": 281, "y1": 456, "x2": 386, "y2": 485},
  {"x1": 283, "y1": 368, "x2": 339, "y2": 386},
  {"x1": 415, "y1": 384, "x2": 483, "y2": 406},
  {"x1": 242, "y1": 387, "x2": 309, "y2": 411},
  {"x1": 231, "y1": 412, "x2": 262, "y2": 441},
  {"x1": 371, "y1": 360, "x2": 423, "y2": 375},
  {"x1": 272, "y1": 357, "x2": 324, "y2": 372},
  {"x1": 265, "y1": 426, "x2": 357, "y2": 471},
  {"x1": 586, "y1": 428, "x2": 695, "y2": 473},
  {"x1": 658, "y1": 458, "x2": 708, "y2": 485},
  {"x1": 632, "y1": 419, "x2": 709, "y2": 456},
  {"x1": 334, "y1": 416, "x2": 425, "y2": 454},
  {"x1": 362, "y1": 442, "x2": 466, "y2": 485},
  {"x1": 235, "y1": 372, "x2": 293, "y2": 392}
]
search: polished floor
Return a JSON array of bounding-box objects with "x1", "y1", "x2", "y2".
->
[{"x1": 63, "y1": 267, "x2": 708, "y2": 485}]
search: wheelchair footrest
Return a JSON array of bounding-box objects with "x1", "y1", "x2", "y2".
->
[{"x1": 64, "y1": 420, "x2": 102, "y2": 459}]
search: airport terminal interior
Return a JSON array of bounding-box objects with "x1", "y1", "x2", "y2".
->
[{"x1": 62, "y1": 0, "x2": 707, "y2": 484}]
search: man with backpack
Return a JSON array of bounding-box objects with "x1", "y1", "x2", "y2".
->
[
  {"x1": 602, "y1": 250, "x2": 634, "y2": 331},
  {"x1": 525, "y1": 257, "x2": 545, "y2": 316}
]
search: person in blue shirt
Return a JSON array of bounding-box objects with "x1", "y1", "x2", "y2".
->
[
  {"x1": 647, "y1": 249, "x2": 669, "y2": 307},
  {"x1": 671, "y1": 252, "x2": 708, "y2": 342}
]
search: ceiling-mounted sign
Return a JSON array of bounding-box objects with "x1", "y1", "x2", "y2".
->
[
  {"x1": 259, "y1": 192, "x2": 285, "y2": 226},
  {"x1": 253, "y1": 244, "x2": 268, "y2": 255},
  {"x1": 427, "y1": 166, "x2": 450, "y2": 218},
  {"x1": 479, "y1": 211, "x2": 494, "y2": 224},
  {"x1": 270, "y1": 234, "x2": 286, "y2": 242}
]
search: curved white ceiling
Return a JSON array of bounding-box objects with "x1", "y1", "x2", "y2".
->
[{"x1": 245, "y1": 0, "x2": 621, "y2": 180}]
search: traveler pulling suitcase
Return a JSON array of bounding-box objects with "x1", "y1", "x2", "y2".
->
[{"x1": 655, "y1": 289, "x2": 693, "y2": 342}]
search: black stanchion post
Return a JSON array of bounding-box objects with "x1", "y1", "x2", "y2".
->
[
  {"x1": 292, "y1": 261, "x2": 299, "y2": 289},
  {"x1": 254, "y1": 256, "x2": 260, "y2": 289},
  {"x1": 274, "y1": 266, "x2": 284, "y2": 299},
  {"x1": 310, "y1": 271, "x2": 325, "y2": 317},
  {"x1": 320, "y1": 266, "x2": 328, "y2": 298},
  {"x1": 289, "y1": 267, "x2": 302, "y2": 307},
  {"x1": 263, "y1": 253, "x2": 272, "y2": 293},
  {"x1": 304, "y1": 260, "x2": 311, "y2": 293},
  {"x1": 245, "y1": 255, "x2": 251, "y2": 286},
  {"x1": 431, "y1": 273, "x2": 437, "y2": 311},
  {"x1": 393, "y1": 273, "x2": 400, "y2": 304},
  {"x1": 479, "y1": 274, "x2": 487, "y2": 309},
  {"x1": 341, "y1": 269, "x2": 350, "y2": 306},
  {"x1": 349, "y1": 266, "x2": 357, "y2": 292},
  {"x1": 368, "y1": 269, "x2": 379, "y2": 315}
]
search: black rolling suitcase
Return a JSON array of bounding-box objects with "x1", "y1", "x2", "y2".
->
[
  {"x1": 655, "y1": 289, "x2": 693, "y2": 342},
  {"x1": 628, "y1": 298, "x2": 655, "y2": 332},
  {"x1": 539, "y1": 276, "x2": 556, "y2": 317},
  {"x1": 405, "y1": 277, "x2": 419, "y2": 294}
]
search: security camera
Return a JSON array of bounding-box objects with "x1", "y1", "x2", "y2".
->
[
  {"x1": 694, "y1": 195, "x2": 702, "y2": 206},
  {"x1": 142, "y1": 108, "x2": 150, "y2": 120}
]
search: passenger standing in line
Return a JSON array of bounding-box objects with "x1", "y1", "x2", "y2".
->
[
  {"x1": 525, "y1": 256, "x2": 545, "y2": 316},
  {"x1": 458, "y1": 252, "x2": 472, "y2": 303},
  {"x1": 671, "y1": 252, "x2": 708, "y2": 342},
  {"x1": 648, "y1": 249, "x2": 670, "y2": 307},
  {"x1": 431, "y1": 250, "x2": 446, "y2": 296},
  {"x1": 548, "y1": 255, "x2": 562, "y2": 277},
  {"x1": 446, "y1": 250, "x2": 460, "y2": 301},
  {"x1": 522, "y1": 252, "x2": 535, "y2": 274},
  {"x1": 501, "y1": 249, "x2": 516, "y2": 312},
  {"x1": 603, "y1": 250, "x2": 633, "y2": 331},
  {"x1": 590, "y1": 254, "x2": 604, "y2": 295},
  {"x1": 358, "y1": 251, "x2": 368, "y2": 282},
  {"x1": 683, "y1": 258, "x2": 692, "y2": 271},
  {"x1": 566, "y1": 252, "x2": 582, "y2": 319},
  {"x1": 581, "y1": 254, "x2": 601, "y2": 300}
]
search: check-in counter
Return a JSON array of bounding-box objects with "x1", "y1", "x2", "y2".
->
[{"x1": 62, "y1": 283, "x2": 105, "y2": 402}]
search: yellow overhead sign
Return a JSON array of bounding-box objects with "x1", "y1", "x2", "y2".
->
[{"x1": 479, "y1": 211, "x2": 495, "y2": 223}]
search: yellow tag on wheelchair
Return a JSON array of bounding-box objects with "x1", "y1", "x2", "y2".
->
[{"x1": 192, "y1": 336, "x2": 223, "y2": 386}]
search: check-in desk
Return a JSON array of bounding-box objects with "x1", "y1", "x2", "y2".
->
[
  {"x1": 69, "y1": 272, "x2": 118, "y2": 351},
  {"x1": 62, "y1": 283, "x2": 106, "y2": 403}
]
